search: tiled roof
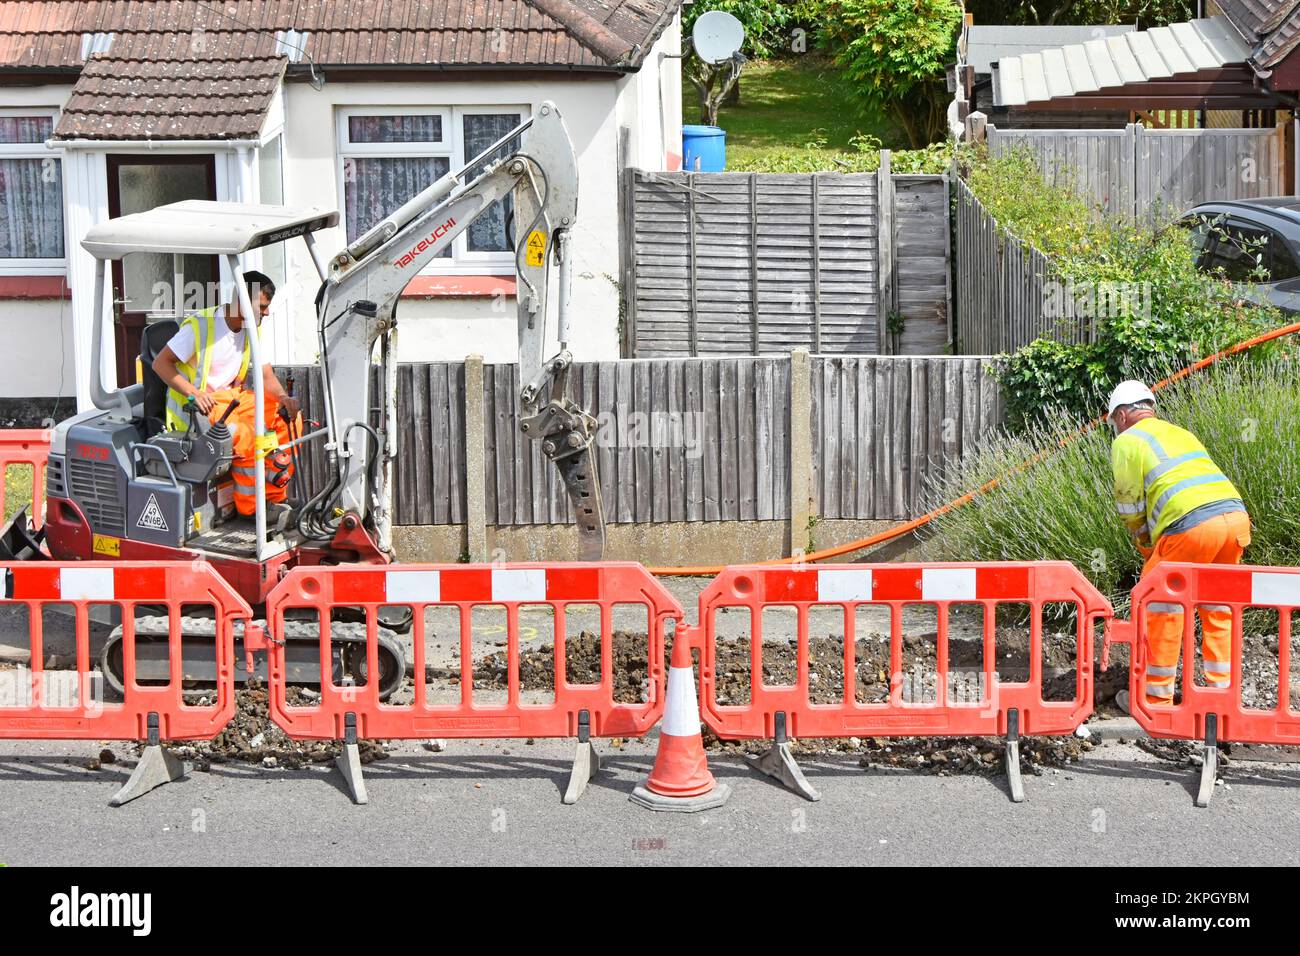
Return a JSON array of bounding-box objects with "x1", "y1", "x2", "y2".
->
[
  {"x1": 1214, "y1": 0, "x2": 1300, "y2": 68},
  {"x1": 0, "y1": 0, "x2": 680, "y2": 73},
  {"x1": 55, "y1": 50, "x2": 285, "y2": 141}
]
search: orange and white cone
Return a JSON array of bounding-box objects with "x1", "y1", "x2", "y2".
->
[{"x1": 630, "y1": 633, "x2": 731, "y2": 811}]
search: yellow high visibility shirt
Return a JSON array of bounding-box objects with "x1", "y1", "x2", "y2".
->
[
  {"x1": 165, "y1": 306, "x2": 250, "y2": 431},
  {"x1": 1111, "y1": 417, "x2": 1242, "y2": 545}
]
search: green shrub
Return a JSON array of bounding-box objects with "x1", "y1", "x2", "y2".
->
[
  {"x1": 922, "y1": 359, "x2": 1300, "y2": 605},
  {"x1": 812, "y1": 0, "x2": 963, "y2": 148},
  {"x1": 964, "y1": 148, "x2": 1287, "y2": 430},
  {"x1": 733, "y1": 131, "x2": 954, "y2": 173}
]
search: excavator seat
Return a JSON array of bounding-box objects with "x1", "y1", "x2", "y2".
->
[{"x1": 139, "y1": 319, "x2": 179, "y2": 439}]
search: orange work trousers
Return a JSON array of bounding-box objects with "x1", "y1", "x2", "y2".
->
[
  {"x1": 206, "y1": 387, "x2": 301, "y2": 516},
  {"x1": 1140, "y1": 510, "x2": 1251, "y2": 705}
]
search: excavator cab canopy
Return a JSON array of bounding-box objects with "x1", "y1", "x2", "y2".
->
[{"x1": 80, "y1": 200, "x2": 338, "y2": 260}]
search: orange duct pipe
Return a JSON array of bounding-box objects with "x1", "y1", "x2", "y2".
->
[{"x1": 648, "y1": 319, "x2": 1300, "y2": 576}]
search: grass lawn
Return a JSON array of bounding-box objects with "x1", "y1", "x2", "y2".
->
[
  {"x1": 683, "y1": 56, "x2": 908, "y2": 172},
  {"x1": 4, "y1": 464, "x2": 34, "y2": 524}
]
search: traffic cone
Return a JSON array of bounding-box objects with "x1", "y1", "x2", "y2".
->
[{"x1": 630, "y1": 631, "x2": 731, "y2": 811}]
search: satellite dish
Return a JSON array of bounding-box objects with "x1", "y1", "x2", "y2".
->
[{"x1": 692, "y1": 10, "x2": 745, "y2": 64}]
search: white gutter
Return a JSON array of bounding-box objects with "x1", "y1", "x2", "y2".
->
[{"x1": 48, "y1": 138, "x2": 261, "y2": 150}]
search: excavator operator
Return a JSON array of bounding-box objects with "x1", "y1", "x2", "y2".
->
[{"x1": 152, "y1": 270, "x2": 302, "y2": 521}]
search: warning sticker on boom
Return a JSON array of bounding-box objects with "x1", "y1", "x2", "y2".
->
[
  {"x1": 525, "y1": 230, "x2": 547, "y2": 267},
  {"x1": 137, "y1": 493, "x2": 169, "y2": 532}
]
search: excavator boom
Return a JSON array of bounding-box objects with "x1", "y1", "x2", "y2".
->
[{"x1": 305, "y1": 102, "x2": 605, "y2": 559}]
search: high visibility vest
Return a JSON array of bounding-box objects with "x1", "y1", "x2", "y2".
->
[
  {"x1": 165, "y1": 306, "x2": 250, "y2": 431},
  {"x1": 1111, "y1": 417, "x2": 1242, "y2": 545}
]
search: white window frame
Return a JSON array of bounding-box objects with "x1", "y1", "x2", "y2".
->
[
  {"x1": 336, "y1": 105, "x2": 529, "y2": 275},
  {"x1": 0, "y1": 107, "x2": 66, "y2": 276}
]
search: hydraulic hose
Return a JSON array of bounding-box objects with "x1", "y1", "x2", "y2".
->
[{"x1": 647, "y1": 319, "x2": 1300, "y2": 576}]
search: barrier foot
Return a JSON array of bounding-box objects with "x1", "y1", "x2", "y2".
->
[
  {"x1": 1004, "y1": 708, "x2": 1025, "y2": 804},
  {"x1": 110, "y1": 714, "x2": 189, "y2": 807},
  {"x1": 1195, "y1": 714, "x2": 1218, "y2": 809},
  {"x1": 336, "y1": 713, "x2": 369, "y2": 806},
  {"x1": 562, "y1": 710, "x2": 600, "y2": 805},
  {"x1": 746, "y1": 712, "x2": 821, "y2": 801}
]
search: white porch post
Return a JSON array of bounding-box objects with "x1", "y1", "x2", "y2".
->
[{"x1": 62, "y1": 149, "x2": 110, "y2": 411}]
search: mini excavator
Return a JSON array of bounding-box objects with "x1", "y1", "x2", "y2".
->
[{"x1": 0, "y1": 102, "x2": 604, "y2": 698}]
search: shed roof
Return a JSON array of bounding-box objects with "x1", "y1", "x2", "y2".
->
[
  {"x1": 964, "y1": 24, "x2": 1136, "y2": 75},
  {"x1": 992, "y1": 16, "x2": 1252, "y2": 107}
]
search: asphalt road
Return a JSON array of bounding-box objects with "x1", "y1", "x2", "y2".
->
[{"x1": 1, "y1": 735, "x2": 1298, "y2": 866}]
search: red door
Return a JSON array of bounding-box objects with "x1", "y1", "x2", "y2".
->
[{"x1": 106, "y1": 154, "x2": 219, "y2": 386}]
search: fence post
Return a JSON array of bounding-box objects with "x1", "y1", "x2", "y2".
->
[
  {"x1": 876, "y1": 150, "x2": 894, "y2": 354},
  {"x1": 463, "y1": 354, "x2": 488, "y2": 562},
  {"x1": 788, "y1": 347, "x2": 814, "y2": 556}
]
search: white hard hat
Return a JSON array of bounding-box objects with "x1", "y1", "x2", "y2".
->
[{"x1": 1106, "y1": 379, "x2": 1155, "y2": 418}]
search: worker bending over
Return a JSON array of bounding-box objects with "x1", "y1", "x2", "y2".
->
[
  {"x1": 1107, "y1": 380, "x2": 1251, "y2": 711},
  {"x1": 152, "y1": 271, "x2": 302, "y2": 519}
]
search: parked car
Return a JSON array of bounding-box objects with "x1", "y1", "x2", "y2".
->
[{"x1": 1177, "y1": 198, "x2": 1300, "y2": 314}]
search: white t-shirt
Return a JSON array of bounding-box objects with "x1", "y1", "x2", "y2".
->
[{"x1": 165, "y1": 307, "x2": 253, "y2": 390}]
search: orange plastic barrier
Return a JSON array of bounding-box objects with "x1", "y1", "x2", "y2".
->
[
  {"x1": 0, "y1": 560, "x2": 251, "y2": 805},
  {"x1": 0, "y1": 429, "x2": 51, "y2": 529},
  {"x1": 1104, "y1": 561, "x2": 1300, "y2": 805},
  {"x1": 260, "y1": 562, "x2": 681, "y2": 803},
  {"x1": 693, "y1": 562, "x2": 1112, "y2": 800},
  {"x1": 0, "y1": 561, "x2": 248, "y2": 740}
]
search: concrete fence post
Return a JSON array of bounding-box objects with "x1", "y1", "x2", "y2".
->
[
  {"x1": 788, "y1": 347, "x2": 814, "y2": 557},
  {"x1": 463, "y1": 354, "x2": 488, "y2": 563}
]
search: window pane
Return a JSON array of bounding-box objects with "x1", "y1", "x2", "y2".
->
[
  {"x1": 114, "y1": 161, "x2": 215, "y2": 312},
  {"x1": 0, "y1": 157, "x2": 63, "y2": 258},
  {"x1": 1271, "y1": 233, "x2": 1300, "y2": 282},
  {"x1": 344, "y1": 156, "x2": 452, "y2": 250},
  {"x1": 1206, "y1": 225, "x2": 1270, "y2": 283},
  {"x1": 348, "y1": 114, "x2": 442, "y2": 144},
  {"x1": 0, "y1": 116, "x2": 53, "y2": 145},
  {"x1": 463, "y1": 113, "x2": 521, "y2": 254},
  {"x1": 258, "y1": 135, "x2": 285, "y2": 285}
]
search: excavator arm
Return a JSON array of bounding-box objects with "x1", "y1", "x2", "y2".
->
[{"x1": 305, "y1": 102, "x2": 605, "y2": 559}]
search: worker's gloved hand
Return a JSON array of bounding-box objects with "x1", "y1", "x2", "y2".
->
[
  {"x1": 1137, "y1": 542, "x2": 1154, "y2": 559},
  {"x1": 279, "y1": 395, "x2": 301, "y2": 419}
]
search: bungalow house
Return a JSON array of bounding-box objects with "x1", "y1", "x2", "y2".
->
[{"x1": 0, "y1": 0, "x2": 684, "y2": 416}]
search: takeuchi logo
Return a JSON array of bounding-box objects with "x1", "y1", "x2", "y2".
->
[{"x1": 395, "y1": 217, "x2": 457, "y2": 268}]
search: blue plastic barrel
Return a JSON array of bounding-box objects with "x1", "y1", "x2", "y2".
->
[{"x1": 682, "y1": 125, "x2": 726, "y2": 172}]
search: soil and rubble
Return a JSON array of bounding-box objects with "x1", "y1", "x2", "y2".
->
[{"x1": 145, "y1": 680, "x2": 390, "y2": 770}]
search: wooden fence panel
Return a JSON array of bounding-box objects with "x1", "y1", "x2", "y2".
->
[
  {"x1": 625, "y1": 170, "x2": 951, "y2": 357},
  {"x1": 277, "y1": 354, "x2": 999, "y2": 526},
  {"x1": 987, "y1": 123, "x2": 1283, "y2": 221}
]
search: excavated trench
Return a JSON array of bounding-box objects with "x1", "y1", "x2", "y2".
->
[{"x1": 9, "y1": 617, "x2": 1291, "y2": 775}]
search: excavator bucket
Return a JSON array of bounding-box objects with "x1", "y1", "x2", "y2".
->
[
  {"x1": 555, "y1": 437, "x2": 605, "y2": 561},
  {"x1": 0, "y1": 506, "x2": 46, "y2": 561}
]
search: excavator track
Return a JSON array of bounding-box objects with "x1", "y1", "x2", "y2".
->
[{"x1": 100, "y1": 613, "x2": 407, "y2": 701}]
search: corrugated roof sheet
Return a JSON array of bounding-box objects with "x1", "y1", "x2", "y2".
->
[
  {"x1": 993, "y1": 15, "x2": 1251, "y2": 106},
  {"x1": 0, "y1": 0, "x2": 679, "y2": 73},
  {"x1": 963, "y1": 24, "x2": 1136, "y2": 75},
  {"x1": 55, "y1": 48, "x2": 285, "y2": 141}
]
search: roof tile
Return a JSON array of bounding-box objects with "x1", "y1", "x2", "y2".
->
[
  {"x1": 0, "y1": 0, "x2": 679, "y2": 72},
  {"x1": 53, "y1": 48, "x2": 285, "y2": 140}
]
